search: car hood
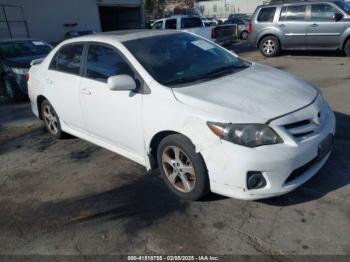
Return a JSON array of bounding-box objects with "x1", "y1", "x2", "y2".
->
[
  {"x1": 2, "y1": 55, "x2": 47, "y2": 68},
  {"x1": 171, "y1": 63, "x2": 318, "y2": 123}
]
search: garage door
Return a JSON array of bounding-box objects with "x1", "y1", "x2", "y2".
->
[
  {"x1": 0, "y1": 5, "x2": 29, "y2": 39},
  {"x1": 99, "y1": 6, "x2": 141, "y2": 31}
]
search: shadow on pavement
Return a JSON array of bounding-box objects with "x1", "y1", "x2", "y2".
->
[
  {"x1": 261, "y1": 111, "x2": 350, "y2": 206},
  {"x1": 0, "y1": 171, "x2": 189, "y2": 236}
]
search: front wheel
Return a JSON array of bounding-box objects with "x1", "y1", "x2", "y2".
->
[
  {"x1": 157, "y1": 134, "x2": 210, "y2": 201},
  {"x1": 259, "y1": 36, "x2": 280, "y2": 57},
  {"x1": 345, "y1": 39, "x2": 350, "y2": 57}
]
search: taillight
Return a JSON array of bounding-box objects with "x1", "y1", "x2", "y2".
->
[
  {"x1": 211, "y1": 28, "x2": 217, "y2": 39},
  {"x1": 248, "y1": 22, "x2": 253, "y2": 33},
  {"x1": 25, "y1": 73, "x2": 29, "y2": 82}
]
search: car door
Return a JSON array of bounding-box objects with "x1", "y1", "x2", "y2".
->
[
  {"x1": 306, "y1": 3, "x2": 346, "y2": 49},
  {"x1": 79, "y1": 43, "x2": 144, "y2": 157},
  {"x1": 45, "y1": 43, "x2": 86, "y2": 131},
  {"x1": 278, "y1": 4, "x2": 309, "y2": 49}
]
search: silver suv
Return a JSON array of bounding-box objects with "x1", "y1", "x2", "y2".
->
[{"x1": 247, "y1": 0, "x2": 350, "y2": 57}]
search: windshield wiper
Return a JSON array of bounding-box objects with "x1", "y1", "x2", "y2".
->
[
  {"x1": 163, "y1": 64, "x2": 250, "y2": 86},
  {"x1": 204, "y1": 64, "x2": 249, "y2": 79}
]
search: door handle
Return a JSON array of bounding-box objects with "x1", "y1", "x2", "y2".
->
[
  {"x1": 81, "y1": 88, "x2": 91, "y2": 95},
  {"x1": 46, "y1": 79, "x2": 53, "y2": 85},
  {"x1": 311, "y1": 23, "x2": 319, "y2": 27},
  {"x1": 279, "y1": 24, "x2": 286, "y2": 28}
]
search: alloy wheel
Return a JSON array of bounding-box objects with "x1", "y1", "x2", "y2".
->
[
  {"x1": 262, "y1": 39, "x2": 276, "y2": 55},
  {"x1": 161, "y1": 145, "x2": 196, "y2": 193},
  {"x1": 43, "y1": 104, "x2": 59, "y2": 135}
]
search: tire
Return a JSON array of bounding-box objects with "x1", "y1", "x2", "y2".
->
[
  {"x1": 157, "y1": 134, "x2": 210, "y2": 201},
  {"x1": 259, "y1": 36, "x2": 280, "y2": 57},
  {"x1": 345, "y1": 39, "x2": 350, "y2": 57},
  {"x1": 4, "y1": 78, "x2": 26, "y2": 102},
  {"x1": 41, "y1": 100, "x2": 65, "y2": 139},
  {"x1": 240, "y1": 31, "x2": 248, "y2": 40}
]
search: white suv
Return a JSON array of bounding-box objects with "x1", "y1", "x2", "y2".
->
[{"x1": 28, "y1": 30, "x2": 335, "y2": 200}]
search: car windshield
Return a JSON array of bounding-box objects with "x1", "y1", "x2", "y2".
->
[
  {"x1": 123, "y1": 33, "x2": 250, "y2": 87},
  {"x1": 336, "y1": 1, "x2": 350, "y2": 14},
  {"x1": 0, "y1": 41, "x2": 51, "y2": 59}
]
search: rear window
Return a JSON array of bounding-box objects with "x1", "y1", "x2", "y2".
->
[
  {"x1": 280, "y1": 5, "x2": 307, "y2": 21},
  {"x1": 257, "y1": 7, "x2": 276, "y2": 22},
  {"x1": 181, "y1": 17, "x2": 203, "y2": 29},
  {"x1": 0, "y1": 41, "x2": 51, "y2": 59},
  {"x1": 49, "y1": 44, "x2": 84, "y2": 75}
]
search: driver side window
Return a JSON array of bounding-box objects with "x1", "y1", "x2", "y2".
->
[
  {"x1": 152, "y1": 21, "x2": 163, "y2": 30},
  {"x1": 85, "y1": 44, "x2": 133, "y2": 83},
  {"x1": 311, "y1": 4, "x2": 341, "y2": 21}
]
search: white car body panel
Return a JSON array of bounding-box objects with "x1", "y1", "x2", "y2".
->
[{"x1": 28, "y1": 31, "x2": 336, "y2": 200}]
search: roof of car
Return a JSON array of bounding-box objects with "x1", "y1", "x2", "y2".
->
[
  {"x1": 64, "y1": 29, "x2": 182, "y2": 43},
  {"x1": 259, "y1": 0, "x2": 340, "y2": 7}
]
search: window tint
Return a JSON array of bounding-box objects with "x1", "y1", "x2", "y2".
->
[
  {"x1": 311, "y1": 4, "x2": 340, "y2": 21},
  {"x1": 152, "y1": 21, "x2": 163, "y2": 30},
  {"x1": 85, "y1": 45, "x2": 133, "y2": 83},
  {"x1": 165, "y1": 19, "x2": 177, "y2": 29},
  {"x1": 181, "y1": 17, "x2": 203, "y2": 29},
  {"x1": 257, "y1": 7, "x2": 276, "y2": 22},
  {"x1": 50, "y1": 44, "x2": 83, "y2": 75},
  {"x1": 280, "y1": 5, "x2": 307, "y2": 21}
]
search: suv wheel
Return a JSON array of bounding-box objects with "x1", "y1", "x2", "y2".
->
[
  {"x1": 240, "y1": 31, "x2": 248, "y2": 40},
  {"x1": 157, "y1": 134, "x2": 210, "y2": 201},
  {"x1": 345, "y1": 39, "x2": 350, "y2": 57},
  {"x1": 41, "y1": 100, "x2": 65, "y2": 139},
  {"x1": 259, "y1": 36, "x2": 280, "y2": 57}
]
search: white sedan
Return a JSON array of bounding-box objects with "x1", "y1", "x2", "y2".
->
[{"x1": 27, "y1": 30, "x2": 335, "y2": 200}]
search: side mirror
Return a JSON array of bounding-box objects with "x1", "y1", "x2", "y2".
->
[
  {"x1": 333, "y1": 13, "x2": 343, "y2": 22},
  {"x1": 107, "y1": 75, "x2": 137, "y2": 91}
]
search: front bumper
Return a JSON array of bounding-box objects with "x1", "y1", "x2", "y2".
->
[{"x1": 201, "y1": 99, "x2": 336, "y2": 200}]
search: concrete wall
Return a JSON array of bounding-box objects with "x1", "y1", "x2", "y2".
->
[
  {"x1": 195, "y1": 0, "x2": 265, "y2": 18},
  {"x1": 0, "y1": 0, "x2": 143, "y2": 42}
]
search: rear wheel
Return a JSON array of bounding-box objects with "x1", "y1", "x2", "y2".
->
[
  {"x1": 157, "y1": 134, "x2": 210, "y2": 201},
  {"x1": 259, "y1": 36, "x2": 280, "y2": 57},
  {"x1": 240, "y1": 31, "x2": 248, "y2": 40},
  {"x1": 41, "y1": 100, "x2": 65, "y2": 139},
  {"x1": 345, "y1": 39, "x2": 350, "y2": 57}
]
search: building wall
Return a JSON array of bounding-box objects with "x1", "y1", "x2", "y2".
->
[
  {"x1": 0, "y1": 0, "x2": 143, "y2": 42},
  {"x1": 195, "y1": 0, "x2": 266, "y2": 18}
]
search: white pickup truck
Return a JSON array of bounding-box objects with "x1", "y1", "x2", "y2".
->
[{"x1": 152, "y1": 15, "x2": 238, "y2": 45}]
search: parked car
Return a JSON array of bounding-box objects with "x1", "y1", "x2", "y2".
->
[
  {"x1": 0, "y1": 39, "x2": 52, "y2": 102},
  {"x1": 248, "y1": 0, "x2": 350, "y2": 57},
  {"x1": 152, "y1": 15, "x2": 238, "y2": 45},
  {"x1": 228, "y1": 13, "x2": 251, "y2": 20},
  {"x1": 64, "y1": 30, "x2": 95, "y2": 40},
  {"x1": 28, "y1": 30, "x2": 335, "y2": 201},
  {"x1": 225, "y1": 17, "x2": 251, "y2": 40},
  {"x1": 201, "y1": 17, "x2": 219, "y2": 27}
]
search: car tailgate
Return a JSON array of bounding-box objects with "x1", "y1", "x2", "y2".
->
[{"x1": 213, "y1": 24, "x2": 238, "y2": 44}]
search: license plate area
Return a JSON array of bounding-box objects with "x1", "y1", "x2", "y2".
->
[{"x1": 317, "y1": 134, "x2": 334, "y2": 161}]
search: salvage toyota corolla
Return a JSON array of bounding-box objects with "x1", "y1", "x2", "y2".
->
[{"x1": 28, "y1": 30, "x2": 335, "y2": 200}]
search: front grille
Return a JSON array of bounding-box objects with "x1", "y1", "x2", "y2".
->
[{"x1": 283, "y1": 113, "x2": 322, "y2": 140}]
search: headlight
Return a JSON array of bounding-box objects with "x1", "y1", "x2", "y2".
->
[
  {"x1": 11, "y1": 67, "x2": 29, "y2": 75},
  {"x1": 207, "y1": 122, "x2": 283, "y2": 148}
]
